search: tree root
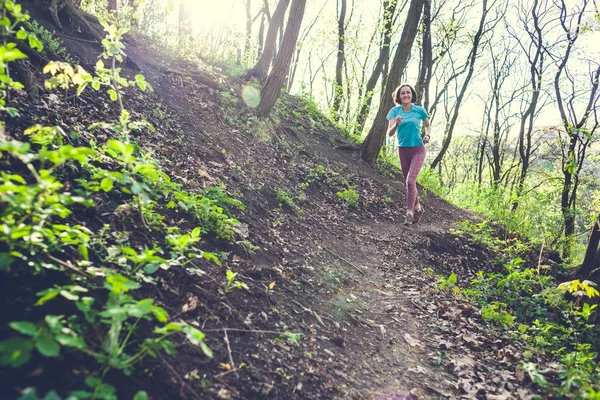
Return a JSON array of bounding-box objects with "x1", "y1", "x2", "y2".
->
[
  {"x1": 48, "y1": 0, "x2": 104, "y2": 42},
  {"x1": 13, "y1": 60, "x2": 39, "y2": 102}
]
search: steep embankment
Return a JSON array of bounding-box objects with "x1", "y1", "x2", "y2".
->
[{"x1": 2, "y1": 14, "x2": 545, "y2": 399}]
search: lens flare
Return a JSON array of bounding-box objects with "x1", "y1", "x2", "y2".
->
[{"x1": 241, "y1": 85, "x2": 260, "y2": 108}]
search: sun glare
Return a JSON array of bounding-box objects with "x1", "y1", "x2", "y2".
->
[{"x1": 186, "y1": 0, "x2": 240, "y2": 32}]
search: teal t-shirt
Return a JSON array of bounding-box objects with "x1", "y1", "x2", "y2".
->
[{"x1": 386, "y1": 104, "x2": 429, "y2": 147}]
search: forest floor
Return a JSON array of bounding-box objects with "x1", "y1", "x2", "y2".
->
[{"x1": 1, "y1": 8, "x2": 550, "y2": 399}]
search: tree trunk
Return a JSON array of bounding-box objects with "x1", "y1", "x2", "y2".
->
[
  {"x1": 550, "y1": 0, "x2": 598, "y2": 259},
  {"x1": 430, "y1": 0, "x2": 490, "y2": 170},
  {"x1": 108, "y1": 0, "x2": 117, "y2": 11},
  {"x1": 244, "y1": 0, "x2": 252, "y2": 60},
  {"x1": 258, "y1": 0, "x2": 306, "y2": 118},
  {"x1": 360, "y1": 0, "x2": 425, "y2": 166},
  {"x1": 511, "y1": 0, "x2": 544, "y2": 212},
  {"x1": 332, "y1": 0, "x2": 346, "y2": 120},
  {"x1": 579, "y1": 215, "x2": 600, "y2": 279},
  {"x1": 247, "y1": 0, "x2": 291, "y2": 81},
  {"x1": 42, "y1": 0, "x2": 105, "y2": 42},
  {"x1": 354, "y1": 0, "x2": 398, "y2": 136},
  {"x1": 416, "y1": 0, "x2": 432, "y2": 108}
]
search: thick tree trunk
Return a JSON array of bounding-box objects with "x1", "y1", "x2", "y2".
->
[
  {"x1": 257, "y1": 0, "x2": 306, "y2": 118},
  {"x1": 360, "y1": 0, "x2": 425, "y2": 166},
  {"x1": 43, "y1": 0, "x2": 104, "y2": 42},
  {"x1": 246, "y1": 0, "x2": 291, "y2": 81},
  {"x1": 579, "y1": 215, "x2": 600, "y2": 279},
  {"x1": 354, "y1": 0, "x2": 398, "y2": 136}
]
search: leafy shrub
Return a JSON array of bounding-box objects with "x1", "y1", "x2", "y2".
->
[{"x1": 336, "y1": 189, "x2": 359, "y2": 208}]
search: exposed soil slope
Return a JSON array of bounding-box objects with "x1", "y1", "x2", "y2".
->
[{"x1": 1, "y1": 10, "x2": 550, "y2": 399}]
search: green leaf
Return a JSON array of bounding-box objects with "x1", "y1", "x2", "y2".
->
[
  {"x1": 41, "y1": 391, "x2": 61, "y2": 400},
  {"x1": 35, "y1": 334, "x2": 60, "y2": 357},
  {"x1": 91, "y1": 80, "x2": 101, "y2": 90},
  {"x1": 200, "y1": 341, "x2": 213, "y2": 358},
  {"x1": 9, "y1": 321, "x2": 37, "y2": 337},
  {"x1": 36, "y1": 288, "x2": 61, "y2": 306},
  {"x1": 100, "y1": 177, "x2": 114, "y2": 192},
  {"x1": 0, "y1": 337, "x2": 34, "y2": 367},
  {"x1": 143, "y1": 263, "x2": 160, "y2": 274},
  {"x1": 133, "y1": 391, "x2": 149, "y2": 400},
  {"x1": 16, "y1": 30, "x2": 27, "y2": 40},
  {"x1": 0, "y1": 252, "x2": 16, "y2": 268},
  {"x1": 107, "y1": 89, "x2": 118, "y2": 101}
]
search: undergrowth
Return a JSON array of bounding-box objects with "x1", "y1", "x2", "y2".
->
[{"x1": 0, "y1": 6, "x2": 245, "y2": 398}]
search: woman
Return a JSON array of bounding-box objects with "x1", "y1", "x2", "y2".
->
[{"x1": 386, "y1": 84, "x2": 431, "y2": 225}]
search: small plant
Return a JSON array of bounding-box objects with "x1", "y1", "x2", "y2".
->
[
  {"x1": 336, "y1": 188, "x2": 359, "y2": 208},
  {"x1": 221, "y1": 270, "x2": 249, "y2": 294},
  {"x1": 438, "y1": 273, "x2": 457, "y2": 291},
  {"x1": 24, "y1": 20, "x2": 75, "y2": 63},
  {"x1": 276, "y1": 188, "x2": 304, "y2": 217}
]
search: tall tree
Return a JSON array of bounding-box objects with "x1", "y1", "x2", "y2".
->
[
  {"x1": 509, "y1": 0, "x2": 549, "y2": 211},
  {"x1": 415, "y1": 0, "x2": 432, "y2": 109},
  {"x1": 247, "y1": 0, "x2": 291, "y2": 81},
  {"x1": 354, "y1": 0, "x2": 400, "y2": 135},
  {"x1": 548, "y1": 0, "x2": 600, "y2": 258},
  {"x1": 430, "y1": 0, "x2": 497, "y2": 170},
  {"x1": 360, "y1": 0, "x2": 425, "y2": 166},
  {"x1": 258, "y1": 0, "x2": 307, "y2": 117},
  {"x1": 579, "y1": 214, "x2": 600, "y2": 279},
  {"x1": 332, "y1": 0, "x2": 347, "y2": 119}
]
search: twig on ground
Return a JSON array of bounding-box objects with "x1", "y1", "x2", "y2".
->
[
  {"x1": 324, "y1": 248, "x2": 366, "y2": 274},
  {"x1": 223, "y1": 328, "x2": 237, "y2": 371},
  {"x1": 157, "y1": 352, "x2": 202, "y2": 400}
]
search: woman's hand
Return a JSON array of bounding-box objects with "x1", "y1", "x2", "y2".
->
[
  {"x1": 395, "y1": 116, "x2": 403, "y2": 125},
  {"x1": 422, "y1": 134, "x2": 431, "y2": 144}
]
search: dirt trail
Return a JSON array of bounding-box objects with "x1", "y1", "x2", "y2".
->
[
  {"x1": 121, "y1": 38, "x2": 531, "y2": 398},
  {"x1": 0, "y1": 24, "x2": 535, "y2": 397}
]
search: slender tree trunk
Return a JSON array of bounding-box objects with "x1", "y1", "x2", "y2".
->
[
  {"x1": 355, "y1": 0, "x2": 398, "y2": 135},
  {"x1": 360, "y1": 0, "x2": 425, "y2": 166},
  {"x1": 256, "y1": 12, "x2": 266, "y2": 61},
  {"x1": 258, "y1": 0, "x2": 306, "y2": 118},
  {"x1": 332, "y1": 0, "x2": 347, "y2": 119},
  {"x1": 416, "y1": 0, "x2": 431, "y2": 107},
  {"x1": 245, "y1": 0, "x2": 252, "y2": 60},
  {"x1": 247, "y1": 0, "x2": 291, "y2": 81},
  {"x1": 511, "y1": 0, "x2": 544, "y2": 211},
  {"x1": 430, "y1": 0, "x2": 490, "y2": 170}
]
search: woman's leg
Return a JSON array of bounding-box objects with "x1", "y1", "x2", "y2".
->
[
  {"x1": 399, "y1": 146, "x2": 426, "y2": 213},
  {"x1": 408, "y1": 146, "x2": 426, "y2": 211}
]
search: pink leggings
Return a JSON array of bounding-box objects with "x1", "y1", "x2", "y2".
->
[{"x1": 398, "y1": 146, "x2": 426, "y2": 212}]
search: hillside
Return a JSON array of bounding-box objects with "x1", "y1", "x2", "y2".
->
[{"x1": 0, "y1": 9, "x2": 551, "y2": 400}]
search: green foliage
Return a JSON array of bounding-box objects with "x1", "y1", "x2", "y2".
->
[
  {"x1": 464, "y1": 254, "x2": 600, "y2": 396},
  {"x1": 438, "y1": 273, "x2": 457, "y2": 291},
  {"x1": 336, "y1": 188, "x2": 359, "y2": 208},
  {"x1": 24, "y1": 20, "x2": 75, "y2": 63},
  {"x1": 0, "y1": 11, "x2": 243, "y2": 397},
  {"x1": 220, "y1": 269, "x2": 249, "y2": 294},
  {"x1": 0, "y1": 0, "x2": 42, "y2": 121},
  {"x1": 276, "y1": 188, "x2": 304, "y2": 217}
]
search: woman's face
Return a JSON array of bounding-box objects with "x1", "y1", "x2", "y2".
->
[{"x1": 400, "y1": 86, "x2": 413, "y2": 105}]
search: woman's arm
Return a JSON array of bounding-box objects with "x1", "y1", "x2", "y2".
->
[
  {"x1": 422, "y1": 118, "x2": 431, "y2": 143},
  {"x1": 387, "y1": 116, "x2": 402, "y2": 137}
]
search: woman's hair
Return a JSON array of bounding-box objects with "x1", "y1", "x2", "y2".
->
[{"x1": 392, "y1": 84, "x2": 417, "y2": 105}]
